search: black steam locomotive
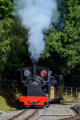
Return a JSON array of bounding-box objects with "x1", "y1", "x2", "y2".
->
[{"x1": 19, "y1": 65, "x2": 63, "y2": 107}]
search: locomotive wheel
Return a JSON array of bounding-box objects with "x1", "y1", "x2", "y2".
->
[
  {"x1": 45, "y1": 102, "x2": 49, "y2": 108},
  {"x1": 20, "y1": 102, "x2": 24, "y2": 109},
  {"x1": 57, "y1": 98, "x2": 63, "y2": 104},
  {"x1": 41, "y1": 105, "x2": 46, "y2": 109}
]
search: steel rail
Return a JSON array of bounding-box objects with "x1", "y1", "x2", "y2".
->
[
  {"x1": 25, "y1": 109, "x2": 39, "y2": 120},
  {"x1": 9, "y1": 109, "x2": 29, "y2": 120},
  {"x1": 8, "y1": 108, "x2": 39, "y2": 120}
]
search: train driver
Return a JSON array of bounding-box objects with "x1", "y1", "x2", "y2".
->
[{"x1": 48, "y1": 71, "x2": 57, "y2": 86}]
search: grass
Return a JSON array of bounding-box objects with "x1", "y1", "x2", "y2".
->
[
  {"x1": 63, "y1": 94, "x2": 78, "y2": 103},
  {"x1": 0, "y1": 91, "x2": 19, "y2": 113},
  {"x1": 0, "y1": 95, "x2": 16, "y2": 112}
]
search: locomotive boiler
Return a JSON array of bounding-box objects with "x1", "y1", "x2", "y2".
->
[{"x1": 19, "y1": 65, "x2": 63, "y2": 107}]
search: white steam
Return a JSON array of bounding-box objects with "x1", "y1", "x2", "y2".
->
[{"x1": 14, "y1": 0, "x2": 59, "y2": 62}]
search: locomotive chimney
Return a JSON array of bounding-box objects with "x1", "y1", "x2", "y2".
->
[{"x1": 33, "y1": 65, "x2": 37, "y2": 81}]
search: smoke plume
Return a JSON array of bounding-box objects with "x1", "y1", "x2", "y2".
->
[{"x1": 14, "y1": 0, "x2": 59, "y2": 62}]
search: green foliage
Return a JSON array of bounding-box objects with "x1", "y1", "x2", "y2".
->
[
  {"x1": 0, "y1": 0, "x2": 31, "y2": 78},
  {"x1": 6, "y1": 20, "x2": 29, "y2": 77},
  {"x1": 44, "y1": 0, "x2": 80, "y2": 75},
  {"x1": 0, "y1": 0, "x2": 13, "y2": 19},
  {"x1": 0, "y1": 18, "x2": 29, "y2": 78},
  {"x1": 0, "y1": 18, "x2": 12, "y2": 71}
]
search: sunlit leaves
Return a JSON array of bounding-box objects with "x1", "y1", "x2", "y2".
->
[
  {"x1": 44, "y1": 0, "x2": 80, "y2": 74},
  {"x1": 0, "y1": 0, "x2": 13, "y2": 19}
]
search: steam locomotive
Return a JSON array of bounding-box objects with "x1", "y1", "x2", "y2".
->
[{"x1": 19, "y1": 65, "x2": 63, "y2": 107}]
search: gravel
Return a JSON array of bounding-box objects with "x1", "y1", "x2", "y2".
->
[
  {"x1": 0, "y1": 110, "x2": 23, "y2": 120},
  {"x1": 31, "y1": 103, "x2": 77, "y2": 120}
]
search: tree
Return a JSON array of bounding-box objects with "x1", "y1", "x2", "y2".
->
[
  {"x1": 43, "y1": 0, "x2": 80, "y2": 75},
  {"x1": 0, "y1": 17, "x2": 30, "y2": 78},
  {"x1": 0, "y1": 0, "x2": 13, "y2": 19}
]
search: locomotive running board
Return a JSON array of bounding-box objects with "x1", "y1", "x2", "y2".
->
[{"x1": 19, "y1": 96, "x2": 49, "y2": 106}]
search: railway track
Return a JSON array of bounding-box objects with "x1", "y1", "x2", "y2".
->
[
  {"x1": 8, "y1": 104, "x2": 80, "y2": 120},
  {"x1": 0, "y1": 103, "x2": 78, "y2": 120},
  {"x1": 61, "y1": 104, "x2": 80, "y2": 120},
  {"x1": 71, "y1": 104, "x2": 80, "y2": 115},
  {"x1": 8, "y1": 108, "x2": 39, "y2": 120},
  {"x1": 25, "y1": 109, "x2": 39, "y2": 120},
  {"x1": 61, "y1": 115, "x2": 80, "y2": 120},
  {"x1": 9, "y1": 109, "x2": 28, "y2": 120}
]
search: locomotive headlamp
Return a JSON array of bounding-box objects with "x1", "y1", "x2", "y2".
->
[
  {"x1": 24, "y1": 70, "x2": 31, "y2": 77},
  {"x1": 40, "y1": 70, "x2": 47, "y2": 77}
]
